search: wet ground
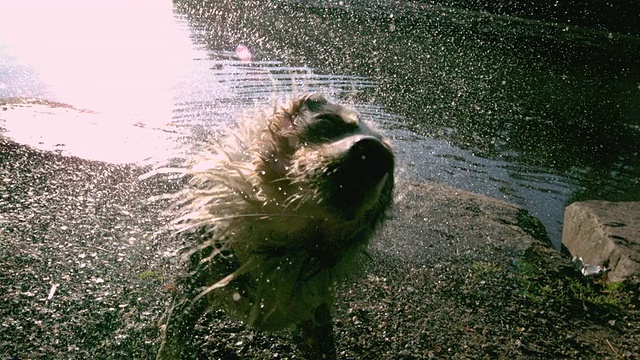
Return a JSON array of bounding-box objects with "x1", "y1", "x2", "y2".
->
[
  {"x1": 2, "y1": 137, "x2": 639, "y2": 358},
  {"x1": 0, "y1": 0, "x2": 639, "y2": 358}
]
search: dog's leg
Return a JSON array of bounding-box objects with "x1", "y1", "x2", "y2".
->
[
  {"x1": 298, "y1": 303, "x2": 337, "y2": 360},
  {"x1": 157, "y1": 244, "x2": 215, "y2": 359},
  {"x1": 156, "y1": 297, "x2": 184, "y2": 360},
  {"x1": 157, "y1": 294, "x2": 207, "y2": 360}
]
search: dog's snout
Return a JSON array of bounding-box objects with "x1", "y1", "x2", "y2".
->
[
  {"x1": 350, "y1": 137, "x2": 388, "y2": 160},
  {"x1": 346, "y1": 136, "x2": 394, "y2": 181},
  {"x1": 326, "y1": 135, "x2": 394, "y2": 219}
]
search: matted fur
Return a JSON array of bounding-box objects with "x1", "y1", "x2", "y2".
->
[{"x1": 153, "y1": 94, "x2": 394, "y2": 358}]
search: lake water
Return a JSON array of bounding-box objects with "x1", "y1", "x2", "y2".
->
[{"x1": 1, "y1": 0, "x2": 638, "y2": 247}]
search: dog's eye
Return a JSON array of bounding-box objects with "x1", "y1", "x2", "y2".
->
[
  {"x1": 316, "y1": 114, "x2": 344, "y2": 125},
  {"x1": 305, "y1": 114, "x2": 358, "y2": 141},
  {"x1": 303, "y1": 95, "x2": 328, "y2": 112}
]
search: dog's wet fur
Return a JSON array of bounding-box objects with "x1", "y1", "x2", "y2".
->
[{"x1": 155, "y1": 94, "x2": 395, "y2": 359}]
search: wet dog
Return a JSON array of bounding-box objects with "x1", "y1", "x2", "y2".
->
[{"x1": 155, "y1": 94, "x2": 395, "y2": 359}]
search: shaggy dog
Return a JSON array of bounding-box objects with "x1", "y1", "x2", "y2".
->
[{"x1": 154, "y1": 94, "x2": 395, "y2": 359}]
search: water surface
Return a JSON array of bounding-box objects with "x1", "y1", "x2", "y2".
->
[{"x1": 1, "y1": 0, "x2": 638, "y2": 247}]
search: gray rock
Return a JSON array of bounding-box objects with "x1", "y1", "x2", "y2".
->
[
  {"x1": 562, "y1": 201, "x2": 640, "y2": 282},
  {"x1": 373, "y1": 181, "x2": 554, "y2": 264}
]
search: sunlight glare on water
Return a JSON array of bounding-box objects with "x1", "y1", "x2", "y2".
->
[{"x1": 0, "y1": 0, "x2": 197, "y2": 126}]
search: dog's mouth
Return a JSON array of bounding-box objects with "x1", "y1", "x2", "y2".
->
[{"x1": 322, "y1": 134, "x2": 395, "y2": 221}]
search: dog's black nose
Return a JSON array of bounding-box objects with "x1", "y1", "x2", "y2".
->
[
  {"x1": 346, "y1": 137, "x2": 394, "y2": 184},
  {"x1": 327, "y1": 135, "x2": 394, "y2": 220}
]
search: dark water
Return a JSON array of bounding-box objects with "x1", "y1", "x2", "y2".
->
[
  {"x1": 170, "y1": 0, "x2": 640, "y2": 246},
  {"x1": 1, "y1": 1, "x2": 638, "y2": 247}
]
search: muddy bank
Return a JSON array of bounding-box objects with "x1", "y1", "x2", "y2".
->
[{"x1": 1, "y1": 139, "x2": 638, "y2": 359}]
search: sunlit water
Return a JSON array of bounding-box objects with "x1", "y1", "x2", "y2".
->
[{"x1": 1, "y1": 1, "x2": 638, "y2": 248}]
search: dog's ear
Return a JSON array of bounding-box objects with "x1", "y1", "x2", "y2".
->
[
  {"x1": 260, "y1": 97, "x2": 308, "y2": 177},
  {"x1": 271, "y1": 104, "x2": 297, "y2": 134},
  {"x1": 278, "y1": 111, "x2": 296, "y2": 132}
]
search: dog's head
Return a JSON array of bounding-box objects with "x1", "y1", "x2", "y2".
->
[{"x1": 254, "y1": 94, "x2": 395, "y2": 230}]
